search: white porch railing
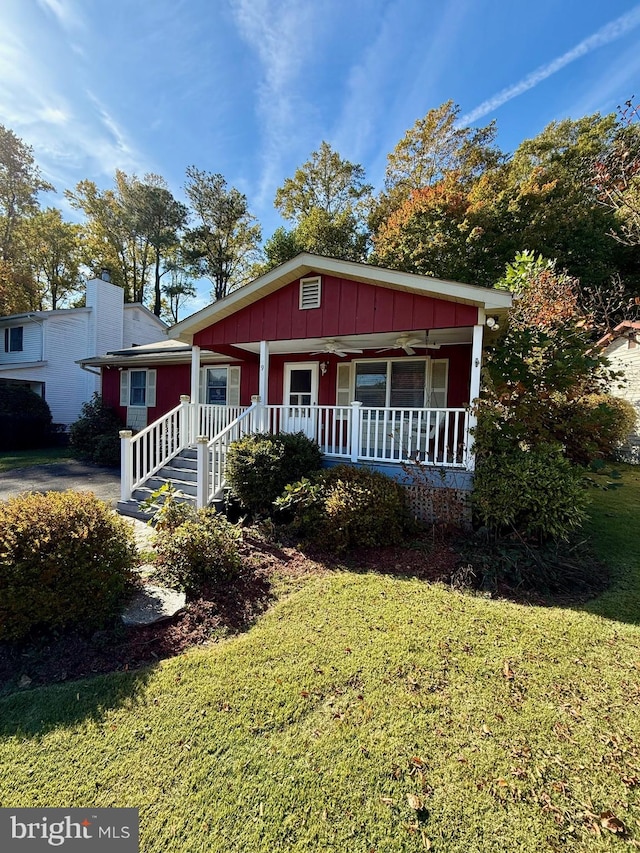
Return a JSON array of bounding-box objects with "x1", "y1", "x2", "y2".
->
[{"x1": 121, "y1": 398, "x2": 472, "y2": 506}]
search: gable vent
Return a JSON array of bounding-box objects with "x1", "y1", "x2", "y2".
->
[{"x1": 299, "y1": 276, "x2": 321, "y2": 310}]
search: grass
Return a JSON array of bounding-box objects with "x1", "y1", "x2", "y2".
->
[
  {"x1": 0, "y1": 447, "x2": 76, "y2": 472},
  {"x1": 0, "y1": 467, "x2": 639, "y2": 850}
]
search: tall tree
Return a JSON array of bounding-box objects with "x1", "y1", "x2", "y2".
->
[
  {"x1": 381, "y1": 101, "x2": 503, "y2": 206},
  {"x1": 0, "y1": 124, "x2": 53, "y2": 263},
  {"x1": 183, "y1": 167, "x2": 261, "y2": 301},
  {"x1": 273, "y1": 141, "x2": 372, "y2": 261},
  {"x1": 123, "y1": 175, "x2": 188, "y2": 315},
  {"x1": 161, "y1": 265, "x2": 197, "y2": 324},
  {"x1": 19, "y1": 208, "x2": 82, "y2": 309}
]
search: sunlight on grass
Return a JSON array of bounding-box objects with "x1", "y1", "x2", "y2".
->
[
  {"x1": 0, "y1": 447, "x2": 76, "y2": 472},
  {"x1": 0, "y1": 465, "x2": 639, "y2": 850}
]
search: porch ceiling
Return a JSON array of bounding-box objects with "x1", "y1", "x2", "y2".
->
[{"x1": 209, "y1": 327, "x2": 473, "y2": 357}]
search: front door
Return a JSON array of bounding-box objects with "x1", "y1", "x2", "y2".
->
[{"x1": 282, "y1": 363, "x2": 319, "y2": 439}]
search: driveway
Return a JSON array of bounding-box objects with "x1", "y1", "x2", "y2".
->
[{"x1": 0, "y1": 460, "x2": 121, "y2": 505}]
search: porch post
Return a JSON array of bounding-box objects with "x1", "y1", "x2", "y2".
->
[
  {"x1": 196, "y1": 434, "x2": 209, "y2": 509},
  {"x1": 179, "y1": 394, "x2": 192, "y2": 447},
  {"x1": 465, "y1": 323, "x2": 484, "y2": 471},
  {"x1": 350, "y1": 401, "x2": 362, "y2": 463},
  {"x1": 190, "y1": 344, "x2": 201, "y2": 406},
  {"x1": 259, "y1": 340, "x2": 269, "y2": 430},
  {"x1": 119, "y1": 430, "x2": 133, "y2": 501}
]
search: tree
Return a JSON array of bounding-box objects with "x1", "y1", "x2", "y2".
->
[
  {"x1": 19, "y1": 208, "x2": 82, "y2": 309},
  {"x1": 183, "y1": 168, "x2": 261, "y2": 301},
  {"x1": 380, "y1": 101, "x2": 503, "y2": 208},
  {"x1": 592, "y1": 98, "x2": 640, "y2": 248},
  {"x1": 274, "y1": 142, "x2": 372, "y2": 261},
  {"x1": 161, "y1": 266, "x2": 197, "y2": 324},
  {"x1": 0, "y1": 124, "x2": 53, "y2": 263},
  {"x1": 259, "y1": 226, "x2": 305, "y2": 273},
  {"x1": 122, "y1": 175, "x2": 188, "y2": 316}
]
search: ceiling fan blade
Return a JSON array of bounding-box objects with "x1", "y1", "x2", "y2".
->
[
  {"x1": 403, "y1": 345, "x2": 416, "y2": 355},
  {"x1": 425, "y1": 343, "x2": 441, "y2": 350}
]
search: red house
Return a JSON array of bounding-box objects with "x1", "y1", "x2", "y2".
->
[{"x1": 85, "y1": 254, "x2": 511, "y2": 512}]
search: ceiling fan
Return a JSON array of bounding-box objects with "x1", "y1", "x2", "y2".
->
[
  {"x1": 310, "y1": 339, "x2": 364, "y2": 358},
  {"x1": 376, "y1": 333, "x2": 441, "y2": 356}
]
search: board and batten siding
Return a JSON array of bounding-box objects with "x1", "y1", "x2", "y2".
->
[{"x1": 606, "y1": 336, "x2": 640, "y2": 462}]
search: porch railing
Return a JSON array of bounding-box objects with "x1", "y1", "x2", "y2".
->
[{"x1": 121, "y1": 397, "x2": 472, "y2": 506}]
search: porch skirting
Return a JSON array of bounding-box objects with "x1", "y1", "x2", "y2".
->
[{"x1": 321, "y1": 458, "x2": 473, "y2": 529}]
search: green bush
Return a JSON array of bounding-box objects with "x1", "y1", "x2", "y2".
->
[
  {"x1": 0, "y1": 383, "x2": 52, "y2": 450},
  {"x1": 0, "y1": 491, "x2": 137, "y2": 642},
  {"x1": 277, "y1": 464, "x2": 412, "y2": 553},
  {"x1": 225, "y1": 432, "x2": 322, "y2": 516},
  {"x1": 472, "y1": 444, "x2": 589, "y2": 544},
  {"x1": 154, "y1": 508, "x2": 242, "y2": 596},
  {"x1": 69, "y1": 394, "x2": 123, "y2": 467},
  {"x1": 558, "y1": 394, "x2": 638, "y2": 465}
]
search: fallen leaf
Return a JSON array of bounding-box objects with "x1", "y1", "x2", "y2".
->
[
  {"x1": 300, "y1": 690, "x2": 310, "y2": 698},
  {"x1": 380, "y1": 796, "x2": 394, "y2": 806},
  {"x1": 503, "y1": 661, "x2": 514, "y2": 680},
  {"x1": 600, "y1": 811, "x2": 626, "y2": 834},
  {"x1": 406, "y1": 793, "x2": 424, "y2": 810},
  {"x1": 482, "y1": 724, "x2": 492, "y2": 736}
]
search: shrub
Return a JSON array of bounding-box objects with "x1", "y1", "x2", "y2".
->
[
  {"x1": 558, "y1": 394, "x2": 638, "y2": 465},
  {"x1": 154, "y1": 508, "x2": 242, "y2": 596},
  {"x1": 0, "y1": 491, "x2": 137, "y2": 642},
  {"x1": 472, "y1": 444, "x2": 589, "y2": 544},
  {"x1": 69, "y1": 394, "x2": 123, "y2": 467},
  {"x1": 225, "y1": 431, "x2": 322, "y2": 516},
  {"x1": 277, "y1": 464, "x2": 412, "y2": 553},
  {"x1": 0, "y1": 383, "x2": 53, "y2": 450}
]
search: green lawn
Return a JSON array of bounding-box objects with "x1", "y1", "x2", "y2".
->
[
  {"x1": 0, "y1": 447, "x2": 76, "y2": 472},
  {"x1": 0, "y1": 468, "x2": 639, "y2": 851}
]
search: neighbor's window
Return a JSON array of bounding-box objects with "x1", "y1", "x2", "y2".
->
[{"x1": 4, "y1": 326, "x2": 23, "y2": 352}]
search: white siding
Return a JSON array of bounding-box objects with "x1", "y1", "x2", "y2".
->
[
  {"x1": 605, "y1": 336, "x2": 640, "y2": 462},
  {"x1": 0, "y1": 320, "x2": 43, "y2": 364},
  {"x1": 86, "y1": 277, "x2": 125, "y2": 358},
  {"x1": 122, "y1": 305, "x2": 166, "y2": 348}
]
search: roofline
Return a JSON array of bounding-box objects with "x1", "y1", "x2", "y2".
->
[
  {"x1": 596, "y1": 320, "x2": 640, "y2": 348},
  {"x1": 123, "y1": 303, "x2": 169, "y2": 327},
  {"x1": 168, "y1": 253, "x2": 513, "y2": 343}
]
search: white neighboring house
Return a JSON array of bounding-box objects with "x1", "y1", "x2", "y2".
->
[
  {"x1": 598, "y1": 320, "x2": 640, "y2": 463},
  {"x1": 0, "y1": 274, "x2": 167, "y2": 428}
]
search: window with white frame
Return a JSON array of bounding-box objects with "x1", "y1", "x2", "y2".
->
[
  {"x1": 199, "y1": 366, "x2": 241, "y2": 406},
  {"x1": 4, "y1": 326, "x2": 23, "y2": 352},
  {"x1": 120, "y1": 369, "x2": 157, "y2": 408},
  {"x1": 337, "y1": 358, "x2": 448, "y2": 409}
]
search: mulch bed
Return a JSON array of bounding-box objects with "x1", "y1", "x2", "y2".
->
[{"x1": 0, "y1": 533, "x2": 461, "y2": 694}]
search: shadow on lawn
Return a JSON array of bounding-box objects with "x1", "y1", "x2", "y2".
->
[{"x1": 0, "y1": 665, "x2": 158, "y2": 739}]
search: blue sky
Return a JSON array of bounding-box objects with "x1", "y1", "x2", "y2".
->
[{"x1": 1, "y1": 0, "x2": 640, "y2": 313}]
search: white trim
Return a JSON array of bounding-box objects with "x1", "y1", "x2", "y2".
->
[
  {"x1": 259, "y1": 340, "x2": 269, "y2": 403},
  {"x1": 283, "y1": 362, "x2": 319, "y2": 406},
  {"x1": 190, "y1": 344, "x2": 201, "y2": 405}
]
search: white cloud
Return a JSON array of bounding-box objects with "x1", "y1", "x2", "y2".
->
[
  {"x1": 231, "y1": 0, "x2": 321, "y2": 206},
  {"x1": 36, "y1": 0, "x2": 84, "y2": 33},
  {"x1": 459, "y1": 4, "x2": 640, "y2": 126}
]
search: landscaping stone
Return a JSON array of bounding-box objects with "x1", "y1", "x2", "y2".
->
[{"x1": 121, "y1": 585, "x2": 186, "y2": 627}]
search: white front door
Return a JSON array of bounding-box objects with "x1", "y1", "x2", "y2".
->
[{"x1": 282, "y1": 362, "x2": 319, "y2": 439}]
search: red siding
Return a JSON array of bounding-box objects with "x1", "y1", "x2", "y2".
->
[{"x1": 194, "y1": 274, "x2": 478, "y2": 348}]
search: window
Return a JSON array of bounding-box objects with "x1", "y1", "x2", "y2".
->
[
  {"x1": 119, "y1": 369, "x2": 157, "y2": 408},
  {"x1": 129, "y1": 371, "x2": 147, "y2": 406},
  {"x1": 299, "y1": 276, "x2": 321, "y2": 309},
  {"x1": 205, "y1": 367, "x2": 228, "y2": 405},
  {"x1": 4, "y1": 326, "x2": 23, "y2": 352},
  {"x1": 344, "y1": 359, "x2": 448, "y2": 408},
  {"x1": 199, "y1": 366, "x2": 241, "y2": 406}
]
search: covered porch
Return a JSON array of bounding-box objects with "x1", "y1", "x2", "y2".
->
[{"x1": 119, "y1": 323, "x2": 483, "y2": 509}]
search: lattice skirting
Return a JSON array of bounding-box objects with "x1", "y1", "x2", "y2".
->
[{"x1": 404, "y1": 484, "x2": 472, "y2": 529}]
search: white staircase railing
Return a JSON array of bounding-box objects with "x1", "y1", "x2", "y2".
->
[
  {"x1": 196, "y1": 398, "x2": 262, "y2": 507},
  {"x1": 120, "y1": 395, "x2": 193, "y2": 501}
]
